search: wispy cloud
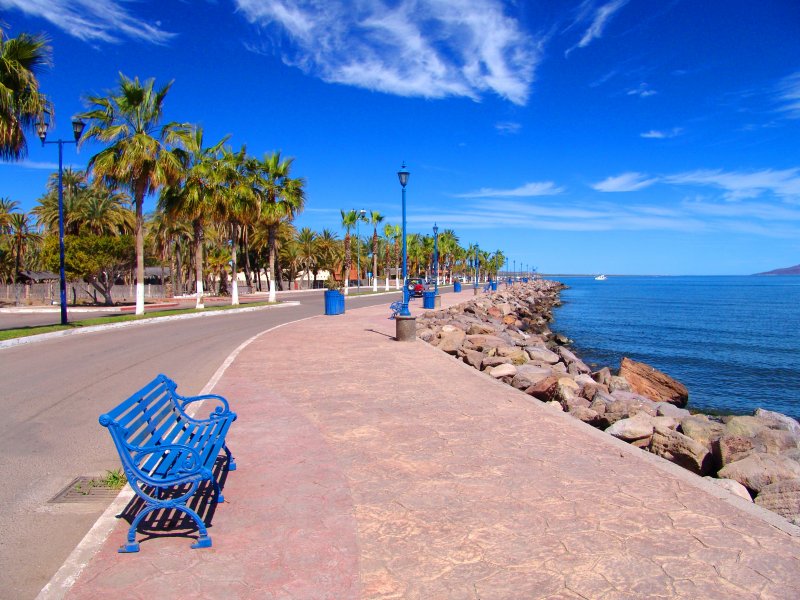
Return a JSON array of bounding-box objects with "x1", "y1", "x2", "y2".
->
[
  {"x1": 775, "y1": 71, "x2": 800, "y2": 118},
  {"x1": 640, "y1": 127, "x2": 683, "y2": 139},
  {"x1": 627, "y1": 83, "x2": 657, "y2": 98},
  {"x1": 236, "y1": 0, "x2": 540, "y2": 105},
  {"x1": 0, "y1": 0, "x2": 174, "y2": 44},
  {"x1": 665, "y1": 168, "x2": 800, "y2": 201},
  {"x1": 0, "y1": 160, "x2": 60, "y2": 170},
  {"x1": 495, "y1": 121, "x2": 522, "y2": 135},
  {"x1": 566, "y1": 0, "x2": 629, "y2": 56},
  {"x1": 455, "y1": 181, "x2": 565, "y2": 198},
  {"x1": 593, "y1": 172, "x2": 658, "y2": 192}
]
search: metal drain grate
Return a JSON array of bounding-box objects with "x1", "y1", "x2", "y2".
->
[{"x1": 50, "y1": 476, "x2": 123, "y2": 503}]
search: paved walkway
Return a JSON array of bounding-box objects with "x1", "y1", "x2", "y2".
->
[{"x1": 61, "y1": 291, "x2": 800, "y2": 599}]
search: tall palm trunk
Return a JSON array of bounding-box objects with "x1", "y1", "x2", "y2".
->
[
  {"x1": 242, "y1": 228, "x2": 252, "y2": 292},
  {"x1": 372, "y1": 231, "x2": 379, "y2": 292},
  {"x1": 134, "y1": 186, "x2": 146, "y2": 315},
  {"x1": 267, "y1": 223, "x2": 277, "y2": 302},
  {"x1": 193, "y1": 219, "x2": 204, "y2": 308},
  {"x1": 230, "y1": 222, "x2": 239, "y2": 305},
  {"x1": 343, "y1": 233, "x2": 351, "y2": 296},
  {"x1": 384, "y1": 242, "x2": 391, "y2": 291}
]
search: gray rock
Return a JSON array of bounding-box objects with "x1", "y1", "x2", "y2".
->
[
  {"x1": 461, "y1": 349, "x2": 484, "y2": 369},
  {"x1": 718, "y1": 453, "x2": 800, "y2": 493},
  {"x1": 680, "y1": 414, "x2": 725, "y2": 449},
  {"x1": 482, "y1": 356, "x2": 511, "y2": 369},
  {"x1": 606, "y1": 412, "x2": 656, "y2": 442},
  {"x1": 592, "y1": 367, "x2": 612, "y2": 386},
  {"x1": 525, "y1": 346, "x2": 560, "y2": 364},
  {"x1": 569, "y1": 406, "x2": 601, "y2": 425},
  {"x1": 704, "y1": 477, "x2": 753, "y2": 502},
  {"x1": 438, "y1": 329, "x2": 466, "y2": 354},
  {"x1": 608, "y1": 375, "x2": 633, "y2": 393},
  {"x1": 755, "y1": 478, "x2": 800, "y2": 524},
  {"x1": 649, "y1": 425, "x2": 713, "y2": 475},
  {"x1": 510, "y1": 365, "x2": 553, "y2": 390},
  {"x1": 754, "y1": 408, "x2": 800, "y2": 436},
  {"x1": 490, "y1": 363, "x2": 517, "y2": 378},
  {"x1": 655, "y1": 402, "x2": 690, "y2": 418}
]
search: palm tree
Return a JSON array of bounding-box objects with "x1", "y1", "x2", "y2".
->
[
  {"x1": 367, "y1": 210, "x2": 384, "y2": 292},
  {"x1": 296, "y1": 227, "x2": 317, "y2": 289},
  {"x1": 259, "y1": 151, "x2": 305, "y2": 301},
  {"x1": 0, "y1": 27, "x2": 53, "y2": 160},
  {"x1": 439, "y1": 229, "x2": 459, "y2": 284},
  {"x1": 159, "y1": 128, "x2": 229, "y2": 308},
  {"x1": 8, "y1": 211, "x2": 40, "y2": 305},
  {"x1": 78, "y1": 74, "x2": 193, "y2": 315},
  {"x1": 0, "y1": 197, "x2": 19, "y2": 233},
  {"x1": 214, "y1": 146, "x2": 258, "y2": 305},
  {"x1": 339, "y1": 209, "x2": 359, "y2": 295},
  {"x1": 314, "y1": 228, "x2": 340, "y2": 285}
]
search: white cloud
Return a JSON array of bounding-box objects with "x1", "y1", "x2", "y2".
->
[
  {"x1": 495, "y1": 121, "x2": 522, "y2": 135},
  {"x1": 455, "y1": 181, "x2": 565, "y2": 198},
  {"x1": 593, "y1": 172, "x2": 658, "y2": 192},
  {"x1": 665, "y1": 168, "x2": 800, "y2": 201},
  {"x1": 627, "y1": 83, "x2": 657, "y2": 98},
  {"x1": 776, "y1": 71, "x2": 800, "y2": 118},
  {"x1": 0, "y1": 0, "x2": 174, "y2": 44},
  {"x1": 236, "y1": 0, "x2": 540, "y2": 105},
  {"x1": 0, "y1": 159, "x2": 60, "y2": 170},
  {"x1": 640, "y1": 127, "x2": 683, "y2": 139},
  {"x1": 566, "y1": 0, "x2": 629, "y2": 55}
]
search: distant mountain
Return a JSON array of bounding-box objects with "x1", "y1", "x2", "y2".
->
[{"x1": 755, "y1": 264, "x2": 800, "y2": 275}]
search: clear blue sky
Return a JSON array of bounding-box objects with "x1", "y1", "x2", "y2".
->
[{"x1": 1, "y1": 0, "x2": 799, "y2": 275}]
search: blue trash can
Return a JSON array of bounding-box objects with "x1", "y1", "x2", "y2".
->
[
  {"x1": 523, "y1": 277, "x2": 529, "y2": 283},
  {"x1": 490, "y1": 281, "x2": 498, "y2": 291},
  {"x1": 422, "y1": 290, "x2": 436, "y2": 309},
  {"x1": 454, "y1": 281, "x2": 462, "y2": 293},
  {"x1": 324, "y1": 290, "x2": 345, "y2": 315}
]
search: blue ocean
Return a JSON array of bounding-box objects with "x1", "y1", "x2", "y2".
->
[{"x1": 551, "y1": 276, "x2": 800, "y2": 418}]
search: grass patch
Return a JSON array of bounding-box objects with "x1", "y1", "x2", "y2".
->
[{"x1": 0, "y1": 301, "x2": 275, "y2": 342}]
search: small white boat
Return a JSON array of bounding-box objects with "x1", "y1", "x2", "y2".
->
[{"x1": 594, "y1": 274, "x2": 607, "y2": 281}]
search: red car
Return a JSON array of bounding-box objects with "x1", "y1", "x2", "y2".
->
[{"x1": 406, "y1": 278, "x2": 427, "y2": 298}]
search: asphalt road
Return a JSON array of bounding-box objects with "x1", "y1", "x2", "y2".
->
[{"x1": 0, "y1": 288, "x2": 414, "y2": 599}]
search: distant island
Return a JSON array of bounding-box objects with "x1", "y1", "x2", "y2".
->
[{"x1": 755, "y1": 264, "x2": 800, "y2": 275}]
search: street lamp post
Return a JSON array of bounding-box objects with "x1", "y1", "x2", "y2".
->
[
  {"x1": 356, "y1": 208, "x2": 365, "y2": 292},
  {"x1": 397, "y1": 163, "x2": 410, "y2": 317},
  {"x1": 37, "y1": 115, "x2": 85, "y2": 326},
  {"x1": 513, "y1": 259, "x2": 516, "y2": 283},
  {"x1": 433, "y1": 223, "x2": 439, "y2": 296},
  {"x1": 473, "y1": 244, "x2": 479, "y2": 295}
]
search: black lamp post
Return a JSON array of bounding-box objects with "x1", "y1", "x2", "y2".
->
[
  {"x1": 433, "y1": 223, "x2": 439, "y2": 296},
  {"x1": 397, "y1": 163, "x2": 410, "y2": 316},
  {"x1": 37, "y1": 114, "x2": 85, "y2": 325}
]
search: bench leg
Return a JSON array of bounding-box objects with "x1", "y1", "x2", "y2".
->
[
  {"x1": 118, "y1": 502, "x2": 213, "y2": 552},
  {"x1": 224, "y1": 444, "x2": 237, "y2": 472}
]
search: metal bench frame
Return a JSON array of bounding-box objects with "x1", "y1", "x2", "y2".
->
[
  {"x1": 389, "y1": 300, "x2": 404, "y2": 319},
  {"x1": 99, "y1": 374, "x2": 237, "y2": 552}
]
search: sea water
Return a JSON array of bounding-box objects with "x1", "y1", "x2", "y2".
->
[{"x1": 552, "y1": 276, "x2": 800, "y2": 418}]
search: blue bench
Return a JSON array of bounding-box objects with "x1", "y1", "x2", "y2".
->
[
  {"x1": 389, "y1": 300, "x2": 403, "y2": 318},
  {"x1": 99, "y1": 374, "x2": 237, "y2": 552}
]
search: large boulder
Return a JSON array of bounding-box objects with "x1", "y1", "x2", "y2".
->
[
  {"x1": 649, "y1": 425, "x2": 713, "y2": 475},
  {"x1": 438, "y1": 329, "x2": 466, "y2": 354},
  {"x1": 618, "y1": 357, "x2": 689, "y2": 407},
  {"x1": 570, "y1": 406, "x2": 601, "y2": 425},
  {"x1": 466, "y1": 323, "x2": 496, "y2": 335},
  {"x1": 754, "y1": 479, "x2": 800, "y2": 524},
  {"x1": 605, "y1": 412, "x2": 656, "y2": 442},
  {"x1": 754, "y1": 408, "x2": 800, "y2": 436},
  {"x1": 466, "y1": 334, "x2": 509, "y2": 351},
  {"x1": 489, "y1": 363, "x2": 517, "y2": 379},
  {"x1": 556, "y1": 347, "x2": 591, "y2": 374},
  {"x1": 525, "y1": 376, "x2": 559, "y2": 400},
  {"x1": 510, "y1": 365, "x2": 553, "y2": 390},
  {"x1": 680, "y1": 414, "x2": 725, "y2": 449},
  {"x1": 704, "y1": 477, "x2": 753, "y2": 502},
  {"x1": 608, "y1": 375, "x2": 633, "y2": 393},
  {"x1": 718, "y1": 453, "x2": 800, "y2": 493},
  {"x1": 482, "y1": 356, "x2": 512, "y2": 370},
  {"x1": 525, "y1": 346, "x2": 560, "y2": 364},
  {"x1": 461, "y1": 349, "x2": 485, "y2": 369}
]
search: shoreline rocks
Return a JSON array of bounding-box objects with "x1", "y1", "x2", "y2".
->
[{"x1": 417, "y1": 280, "x2": 800, "y2": 525}]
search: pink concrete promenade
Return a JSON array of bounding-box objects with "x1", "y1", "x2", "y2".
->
[{"x1": 66, "y1": 291, "x2": 800, "y2": 599}]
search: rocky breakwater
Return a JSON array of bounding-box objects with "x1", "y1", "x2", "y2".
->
[{"x1": 416, "y1": 280, "x2": 800, "y2": 525}]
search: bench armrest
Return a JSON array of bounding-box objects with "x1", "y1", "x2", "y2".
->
[{"x1": 176, "y1": 393, "x2": 234, "y2": 422}]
